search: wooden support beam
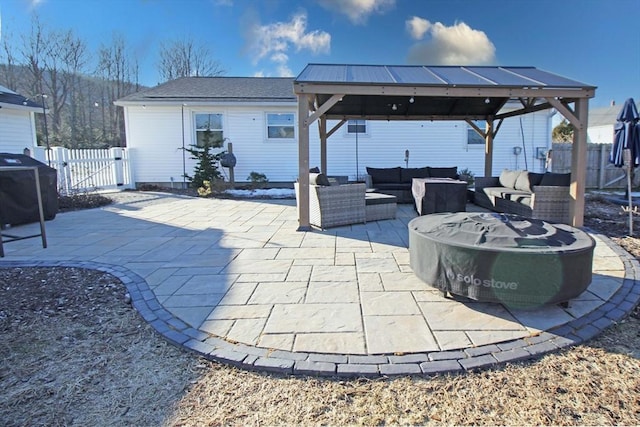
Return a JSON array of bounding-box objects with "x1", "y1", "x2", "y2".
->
[
  {"x1": 327, "y1": 119, "x2": 346, "y2": 139},
  {"x1": 465, "y1": 119, "x2": 486, "y2": 139},
  {"x1": 319, "y1": 116, "x2": 327, "y2": 174},
  {"x1": 308, "y1": 94, "x2": 344, "y2": 125},
  {"x1": 494, "y1": 101, "x2": 554, "y2": 120},
  {"x1": 484, "y1": 120, "x2": 494, "y2": 177},
  {"x1": 546, "y1": 97, "x2": 579, "y2": 127},
  {"x1": 297, "y1": 93, "x2": 311, "y2": 231},
  {"x1": 569, "y1": 98, "x2": 588, "y2": 227}
]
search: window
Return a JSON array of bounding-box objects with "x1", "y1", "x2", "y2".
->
[
  {"x1": 467, "y1": 120, "x2": 486, "y2": 145},
  {"x1": 347, "y1": 119, "x2": 367, "y2": 134},
  {"x1": 195, "y1": 113, "x2": 224, "y2": 147},
  {"x1": 267, "y1": 113, "x2": 295, "y2": 139}
]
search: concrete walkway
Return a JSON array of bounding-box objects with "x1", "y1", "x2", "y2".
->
[{"x1": 1, "y1": 191, "x2": 639, "y2": 377}]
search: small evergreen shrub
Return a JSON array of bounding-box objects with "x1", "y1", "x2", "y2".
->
[
  {"x1": 247, "y1": 171, "x2": 268, "y2": 189},
  {"x1": 183, "y1": 130, "x2": 225, "y2": 191},
  {"x1": 458, "y1": 168, "x2": 475, "y2": 186}
]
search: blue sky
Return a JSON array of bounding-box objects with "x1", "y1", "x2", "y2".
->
[{"x1": 1, "y1": 0, "x2": 638, "y2": 108}]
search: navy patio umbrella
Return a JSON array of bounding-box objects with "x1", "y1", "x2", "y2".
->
[
  {"x1": 610, "y1": 98, "x2": 640, "y2": 167},
  {"x1": 609, "y1": 98, "x2": 640, "y2": 235}
]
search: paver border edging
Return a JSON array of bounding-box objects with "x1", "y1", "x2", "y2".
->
[{"x1": 1, "y1": 230, "x2": 638, "y2": 378}]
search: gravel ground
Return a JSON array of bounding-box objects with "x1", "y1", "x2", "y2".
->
[{"x1": 0, "y1": 191, "x2": 639, "y2": 426}]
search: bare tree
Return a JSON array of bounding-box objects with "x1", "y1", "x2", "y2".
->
[
  {"x1": 158, "y1": 36, "x2": 225, "y2": 82},
  {"x1": 17, "y1": 15, "x2": 90, "y2": 148},
  {"x1": 0, "y1": 15, "x2": 141, "y2": 148},
  {"x1": 0, "y1": 29, "x2": 22, "y2": 91},
  {"x1": 96, "y1": 33, "x2": 140, "y2": 146}
]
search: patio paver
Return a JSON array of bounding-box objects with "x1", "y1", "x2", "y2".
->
[{"x1": 1, "y1": 191, "x2": 638, "y2": 377}]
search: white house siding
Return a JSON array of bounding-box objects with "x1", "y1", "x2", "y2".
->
[
  {"x1": 124, "y1": 103, "x2": 553, "y2": 185},
  {"x1": 318, "y1": 110, "x2": 551, "y2": 180},
  {"x1": 588, "y1": 125, "x2": 614, "y2": 144},
  {"x1": 0, "y1": 108, "x2": 37, "y2": 154},
  {"x1": 224, "y1": 108, "x2": 300, "y2": 183},
  {"x1": 124, "y1": 105, "x2": 191, "y2": 185}
]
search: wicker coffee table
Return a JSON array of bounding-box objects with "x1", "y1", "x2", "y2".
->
[{"x1": 365, "y1": 192, "x2": 397, "y2": 221}]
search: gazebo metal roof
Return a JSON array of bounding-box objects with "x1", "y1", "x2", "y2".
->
[
  {"x1": 293, "y1": 64, "x2": 596, "y2": 121},
  {"x1": 293, "y1": 64, "x2": 596, "y2": 229}
]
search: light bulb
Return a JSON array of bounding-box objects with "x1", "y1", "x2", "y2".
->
[{"x1": 392, "y1": 104, "x2": 397, "y2": 111}]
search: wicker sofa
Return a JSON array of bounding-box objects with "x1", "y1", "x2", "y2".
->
[
  {"x1": 473, "y1": 169, "x2": 571, "y2": 224},
  {"x1": 364, "y1": 166, "x2": 459, "y2": 203}
]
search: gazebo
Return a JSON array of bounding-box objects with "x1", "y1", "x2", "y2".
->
[{"x1": 293, "y1": 64, "x2": 596, "y2": 230}]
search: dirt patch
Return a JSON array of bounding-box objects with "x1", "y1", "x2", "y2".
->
[
  {"x1": 1, "y1": 192, "x2": 639, "y2": 425},
  {"x1": 57, "y1": 193, "x2": 113, "y2": 212}
]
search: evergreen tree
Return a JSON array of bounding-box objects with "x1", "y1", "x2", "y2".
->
[
  {"x1": 552, "y1": 119, "x2": 574, "y2": 142},
  {"x1": 183, "y1": 128, "x2": 225, "y2": 190}
]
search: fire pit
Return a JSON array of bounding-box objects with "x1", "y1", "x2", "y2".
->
[{"x1": 408, "y1": 212, "x2": 596, "y2": 309}]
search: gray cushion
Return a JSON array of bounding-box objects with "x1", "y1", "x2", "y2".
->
[
  {"x1": 375, "y1": 183, "x2": 409, "y2": 191},
  {"x1": 501, "y1": 189, "x2": 531, "y2": 200},
  {"x1": 482, "y1": 187, "x2": 507, "y2": 200},
  {"x1": 365, "y1": 193, "x2": 397, "y2": 206},
  {"x1": 514, "y1": 171, "x2": 544, "y2": 192},
  {"x1": 499, "y1": 169, "x2": 523, "y2": 189},
  {"x1": 428, "y1": 166, "x2": 458, "y2": 179},
  {"x1": 310, "y1": 173, "x2": 331, "y2": 186},
  {"x1": 540, "y1": 172, "x2": 570, "y2": 186},
  {"x1": 366, "y1": 167, "x2": 402, "y2": 184},
  {"x1": 400, "y1": 167, "x2": 430, "y2": 183}
]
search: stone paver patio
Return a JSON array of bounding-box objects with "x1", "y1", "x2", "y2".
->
[{"x1": 1, "y1": 191, "x2": 638, "y2": 377}]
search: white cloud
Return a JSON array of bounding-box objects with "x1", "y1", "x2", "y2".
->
[
  {"x1": 406, "y1": 16, "x2": 430, "y2": 40},
  {"x1": 406, "y1": 19, "x2": 496, "y2": 65},
  {"x1": 317, "y1": 0, "x2": 395, "y2": 25},
  {"x1": 270, "y1": 53, "x2": 294, "y2": 75},
  {"x1": 29, "y1": 0, "x2": 46, "y2": 10},
  {"x1": 247, "y1": 12, "x2": 330, "y2": 74},
  {"x1": 276, "y1": 64, "x2": 294, "y2": 77},
  {"x1": 270, "y1": 52, "x2": 289, "y2": 64}
]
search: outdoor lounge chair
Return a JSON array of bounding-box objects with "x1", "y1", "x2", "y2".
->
[{"x1": 294, "y1": 179, "x2": 366, "y2": 229}]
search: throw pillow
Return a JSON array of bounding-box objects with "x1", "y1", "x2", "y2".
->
[
  {"x1": 514, "y1": 171, "x2": 544, "y2": 192},
  {"x1": 428, "y1": 166, "x2": 458, "y2": 179},
  {"x1": 366, "y1": 166, "x2": 402, "y2": 184},
  {"x1": 400, "y1": 167, "x2": 430, "y2": 183},
  {"x1": 309, "y1": 166, "x2": 320, "y2": 173},
  {"x1": 499, "y1": 169, "x2": 523, "y2": 189},
  {"x1": 309, "y1": 172, "x2": 331, "y2": 186},
  {"x1": 540, "y1": 172, "x2": 571, "y2": 186}
]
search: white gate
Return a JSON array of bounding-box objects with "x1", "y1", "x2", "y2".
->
[{"x1": 32, "y1": 147, "x2": 135, "y2": 195}]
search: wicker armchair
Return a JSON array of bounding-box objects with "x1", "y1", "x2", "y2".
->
[{"x1": 294, "y1": 183, "x2": 366, "y2": 229}]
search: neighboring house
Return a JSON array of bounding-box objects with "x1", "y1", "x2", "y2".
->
[
  {"x1": 587, "y1": 100, "x2": 639, "y2": 144},
  {"x1": 115, "y1": 76, "x2": 555, "y2": 186},
  {"x1": 0, "y1": 85, "x2": 43, "y2": 154}
]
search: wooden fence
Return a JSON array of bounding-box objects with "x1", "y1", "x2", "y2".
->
[
  {"x1": 32, "y1": 147, "x2": 135, "y2": 195},
  {"x1": 551, "y1": 143, "x2": 631, "y2": 189}
]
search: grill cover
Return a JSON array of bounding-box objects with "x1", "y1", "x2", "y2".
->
[
  {"x1": 0, "y1": 153, "x2": 58, "y2": 225},
  {"x1": 409, "y1": 212, "x2": 595, "y2": 308}
]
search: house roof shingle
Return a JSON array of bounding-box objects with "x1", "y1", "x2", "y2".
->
[
  {"x1": 116, "y1": 76, "x2": 296, "y2": 105},
  {"x1": 588, "y1": 101, "x2": 640, "y2": 127},
  {"x1": 0, "y1": 85, "x2": 44, "y2": 110}
]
